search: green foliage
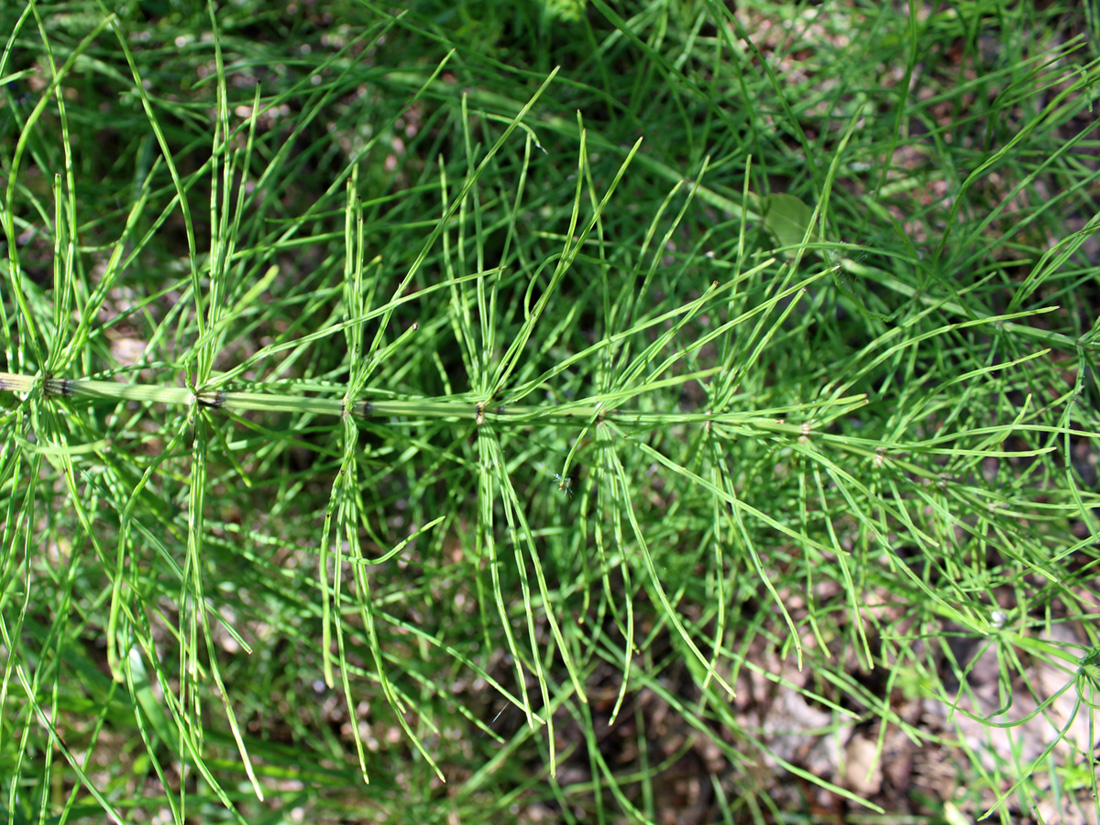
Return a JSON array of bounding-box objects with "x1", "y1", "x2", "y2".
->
[{"x1": 1, "y1": 0, "x2": 1099, "y2": 822}]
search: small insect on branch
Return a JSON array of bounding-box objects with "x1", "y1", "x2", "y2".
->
[{"x1": 553, "y1": 472, "x2": 573, "y2": 498}]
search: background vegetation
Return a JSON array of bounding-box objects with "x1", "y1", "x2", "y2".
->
[{"x1": 2, "y1": 1, "x2": 1100, "y2": 822}]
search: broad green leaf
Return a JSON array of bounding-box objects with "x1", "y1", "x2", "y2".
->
[{"x1": 764, "y1": 192, "x2": 817, "y2": 252}]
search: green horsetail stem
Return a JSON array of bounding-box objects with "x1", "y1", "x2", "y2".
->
[{"x1": 0, "y1": 371, "x2": 866, "y2": 437}]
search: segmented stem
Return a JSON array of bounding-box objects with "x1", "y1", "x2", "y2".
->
[{"x1": 0, "y1": 371, "x2": 861, "y2": 434}]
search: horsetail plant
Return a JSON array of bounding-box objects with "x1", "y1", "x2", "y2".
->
[{"x1": 4, "y1": 5, "x2": 1100, "y2": 823}]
